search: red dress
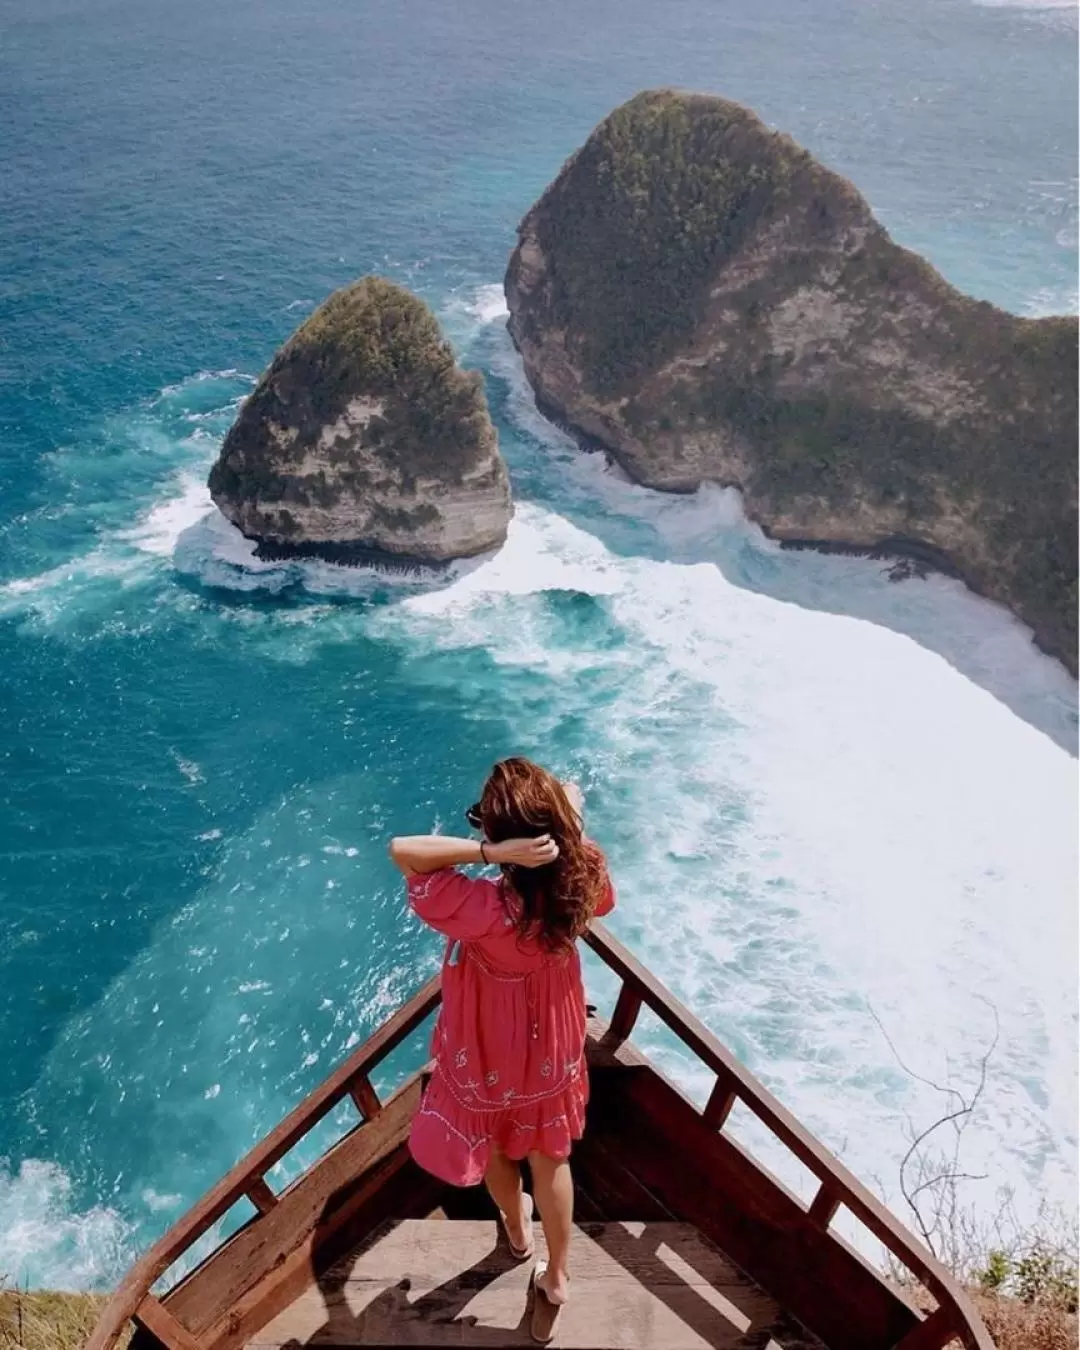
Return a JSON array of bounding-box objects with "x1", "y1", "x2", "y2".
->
[{"x1": 407, "y1": 866, "x2": 615, "y2": 1187}]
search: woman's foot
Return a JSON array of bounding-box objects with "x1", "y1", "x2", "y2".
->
[
  {"x1": 536, "y1": 1263, "x2": 569, "y2": 1305},
  {"x1": 501, "y1": 1191, "x2": 534, "y2": 1259},
  {"x1": 531, "y1": 1262, "x2": 568, "y2": 1344}
]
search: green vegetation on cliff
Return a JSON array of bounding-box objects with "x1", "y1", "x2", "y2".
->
[
  {"x1": 507, "y1": 90, "x2": 1079, "y2": 671},
  {"x1": 209, "y1": 276, "x2": 496, "y2": 513},
  {"x1": 280, "y1": 278, "x2": 491, "y2": 477},
  {"x1": 533, "y1": 91, "x2": 808, "y2": 391}
]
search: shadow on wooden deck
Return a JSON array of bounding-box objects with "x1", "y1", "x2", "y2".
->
[{"x1": 249, "y1": 1216, "x2": 824, "y2": 1349}]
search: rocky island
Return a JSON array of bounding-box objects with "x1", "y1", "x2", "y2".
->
[
  {"x1": 505, "y1": 90, "x2": 1078, "y2": 673},
  {"x1": 209, "y1": 276, "x2": 511, "y2": 565}
]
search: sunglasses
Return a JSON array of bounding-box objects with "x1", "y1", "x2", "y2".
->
[{"x1": 465, "y1": 803, "x2": 551, "y2": 840}]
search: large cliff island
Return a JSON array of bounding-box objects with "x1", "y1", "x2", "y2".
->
[
  {"x1": 210, "y1": 277, "x2": 511, "y2": 565},
  {"x1": 505, "y1": 90, "x2": 1078, "y2": 673}
]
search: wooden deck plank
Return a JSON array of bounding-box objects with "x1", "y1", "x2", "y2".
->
[{"x1": 246, "y1": 1220, "x2": 823, "y2": 1349}]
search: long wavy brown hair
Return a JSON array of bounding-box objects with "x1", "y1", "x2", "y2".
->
[{"x1": 479, "y1": 757, "x2": 608, "y2": 954}]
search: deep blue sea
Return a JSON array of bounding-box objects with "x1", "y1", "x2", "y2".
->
[{"x1": 1, "y1": 0, "x2": 1077, "y2": 1286}]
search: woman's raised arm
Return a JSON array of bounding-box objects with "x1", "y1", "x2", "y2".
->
[
  {"x1": 389, "y1": 834, "x2": 560, "y2": 878},
  {"x1": 389, "y1": 835, "x2": 484, "y2": 879}
]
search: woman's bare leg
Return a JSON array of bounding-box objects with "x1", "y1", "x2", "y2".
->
[
  {"x1": 529, "y1": 1151, "x2": 573, "y2": 1302},
  {"x1": 484, "y1": 1144, "x2": 530, "y2": 1248}
]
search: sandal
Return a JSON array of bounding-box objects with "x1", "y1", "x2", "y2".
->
[
  {"x1": 499, "y1": 1192, "x2": 535, "y2": 1260},
  {"x1": 530, "y1": 1261, "x2": 565, "y2": 1345}
]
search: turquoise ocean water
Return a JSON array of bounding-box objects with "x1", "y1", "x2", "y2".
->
[{"x1": 0, "y1": 0, "x2": 1077, "y2": 1284}]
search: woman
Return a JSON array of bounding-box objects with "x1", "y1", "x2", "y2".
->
[{"x1": 389, "y1": 756, "x2": 614, "y2": 1343}]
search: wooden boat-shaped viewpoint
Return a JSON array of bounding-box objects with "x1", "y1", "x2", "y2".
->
[{"x1": 87, "y1": 923, "x2": 993, "y2": 1350}]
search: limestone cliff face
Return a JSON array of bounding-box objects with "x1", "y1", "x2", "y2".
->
[
  {"x1": 209, "y1": 277, "x2": 511, "y2": 565},
  {"x1": 505, "y1": 90, "x2": 1078, "y2": 673}
]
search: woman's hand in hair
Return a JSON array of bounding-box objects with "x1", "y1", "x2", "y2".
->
[{"x1": 488, "y1": 835, "x2": 560, "y2": 868}]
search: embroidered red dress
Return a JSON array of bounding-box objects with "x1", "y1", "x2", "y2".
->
[{"x1": 407, "y1": 866, "x2": 615, "y2": 1187}]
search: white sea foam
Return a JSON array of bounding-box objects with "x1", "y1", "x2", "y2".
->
[
  {"x1": 126, "y1": 475, "x2": 215, "y2": 556},
  {"x1": 0, "y1": 549, "x2": 146, "y2": 624},
  {"x1": 438, "y1": 282, "x2": 510, "y2": 348},
  {"x1": 158, "y1": 369, "x2": 252, "y2": 398},
  {"x1": 170, "y1": 751, "x2": 204, "y2": 785},
  {"x1": 466, "y1": 283, "x2": 509, "y2": 324},
  {"x1": 166, "y1": 495, "x2": 491, "y2": 599},
  {"x1": 0, "y1": 474, "x2": 216, "y2": 626},
  {"x1": 0, "y1": 1158, "x2": 134, "y2": 1288},
  {"x1": 0, "y1": 369, "x2": 260, "y2": 626}
]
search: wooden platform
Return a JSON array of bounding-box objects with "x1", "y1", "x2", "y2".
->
[{"x1": 247, "y1": 1219, "x2": 825, "y2": 1349}]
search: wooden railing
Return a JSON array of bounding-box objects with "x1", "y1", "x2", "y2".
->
[
  {"x1": 87, "y1": 920, "x2": 993, "y2": 1350},
  {"x1": 581, "y1": 924, "x2": 995, "y2": 1350}
]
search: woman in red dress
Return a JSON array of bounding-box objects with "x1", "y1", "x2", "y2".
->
[{"x1": 389, "y1": 757, "x2": 614, "y2": 1342}]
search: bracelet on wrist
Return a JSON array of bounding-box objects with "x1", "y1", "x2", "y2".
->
[{"x1": 479, "y1": 841, "x2": 489, "y2": 864}]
